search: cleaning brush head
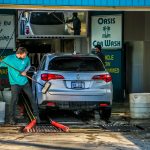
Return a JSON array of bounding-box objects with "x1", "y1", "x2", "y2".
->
[{"x1": 42, "y1": 82, "x2": 51, "y2": 94}]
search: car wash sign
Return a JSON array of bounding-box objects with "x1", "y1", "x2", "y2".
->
[
  {"x1": 91, "y1": 14, "x2": 122, "y2": 49},
  {"x1": 0, "y1": 15, "x2": 15, "y2": 49}
]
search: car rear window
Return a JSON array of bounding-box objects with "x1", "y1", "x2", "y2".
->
[
  {"x1": 48, "y1": 56, "x2": 105, "y2": 71},
  {"x1": 30, "y1": 12, "x2": 64, "y2": 25}
]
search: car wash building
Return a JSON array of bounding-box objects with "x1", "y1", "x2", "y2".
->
[{"x1": 0, "y1": 0, "x2": 150, "y2": 102}]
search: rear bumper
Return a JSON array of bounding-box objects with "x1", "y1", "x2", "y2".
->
[
  {"x1": 36, "y1": 91, "x2": 112, "y2": 110},
  {"x1": 39, "y1": 101, "x2": 111, "y2": 111},
  {"x1": 41, "y1": 93, "x2": 112, "y2": 102}
]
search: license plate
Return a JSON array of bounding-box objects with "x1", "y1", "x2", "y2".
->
[{"x1": 71, "y1": 81, "x2": 85, "y2": 89}]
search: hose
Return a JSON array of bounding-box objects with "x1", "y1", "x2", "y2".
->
[
  {"x1": 21, "y1": 93, "x2": 37, "y2": 132},
  {"x1": 21, "y1": 93, "x2": 35, "y2": 121}
]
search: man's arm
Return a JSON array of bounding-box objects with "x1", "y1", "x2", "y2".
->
[
  {"x1": 65, "y1": 18, "x2": 73, "y2": 23},
  {"x1": 0, "y1": 58, "x2": 8, "y2": 68},
  {"x1": 21, "y1": 56, "x2": 31, "y2": 76},
  {"x1": 21, "y1": 65, "x2": 31, "y2": 76},
  {"x1": 24, "y1": 65, "x2": 31, "y2": 72}
]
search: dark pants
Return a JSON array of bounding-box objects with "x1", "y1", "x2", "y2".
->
[
  {"x1": 10, "y1": 82, "x2": 39, "y2": 121},
  {"x1": 74, "y1": 30, "x2": 80, "y2": 35}
]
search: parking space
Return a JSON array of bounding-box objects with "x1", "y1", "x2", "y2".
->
[{"x1": 0, "y1": 113, "x2": 150, "y2": 150}]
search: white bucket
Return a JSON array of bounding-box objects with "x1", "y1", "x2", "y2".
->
[
  {"x1": 0, "y1": 102, "x2": 5, "y2": 124},
  {"x1": 0, "y1": 90, "x2": 11, "y2": 122},
  {"x1": 0, "y1": 90, "x2": 12, "y2": 104},
  {"x1": 130, "y1": 93, "x2": 150, "y2": 119}
]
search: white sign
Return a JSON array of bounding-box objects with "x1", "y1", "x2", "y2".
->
[
  {"x1": 91, "y1": 14, "x2": 122, "y2": 49},
  {"x1": 0, "y1": 15, "x2": 15, "y2": 49}
]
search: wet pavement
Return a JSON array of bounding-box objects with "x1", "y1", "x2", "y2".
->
[
  {"x1": 0, "y1": 102, "x2": 150, "y2": 149},
  {"x1": 0, "y1": 111, "x2": 150, "y2": 150},
  {"x1": 0, "y1": 124, "x2": 150, "y2": 149},
  {"x1": 0, "y1": 131, "x2": 149, "y2": 150}
]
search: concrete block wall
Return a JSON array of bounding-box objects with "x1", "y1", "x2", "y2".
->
[{"x1": 124, "y1": 11, "x2": 150, "y2": 93}]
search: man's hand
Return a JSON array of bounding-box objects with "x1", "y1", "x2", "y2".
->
[{"x1": 21, "y1": 72, "x2": 27, "y2": 76}]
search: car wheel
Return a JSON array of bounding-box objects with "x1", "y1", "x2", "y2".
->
[{"x1": 99, "y1": 107, "x2": 111, "y2": 120}]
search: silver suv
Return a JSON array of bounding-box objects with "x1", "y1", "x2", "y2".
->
[{"x1": 32, "y1": 53, "x2": 113, "y2": 119}]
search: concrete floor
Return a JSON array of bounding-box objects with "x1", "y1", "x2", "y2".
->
[
  {"x1": 0, "y1": 100, "x2": 150, "y2": 149},
  {"x1": 0, "y1": 131, "x2": 150, "y2": 150},
  {"x1": 0, "y1": 112, "x2": 150, "y2": 150}
]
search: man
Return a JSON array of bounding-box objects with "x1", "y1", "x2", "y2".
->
[
  {"x1": 0, "y1": 47, "x2": 40, "y2": 125},
  {"x1": 95, "y1": 44, "x2": 105, "y2": 65},
  {"x1": 66, "y1": 12, "x2": 81, "y2": 35}
]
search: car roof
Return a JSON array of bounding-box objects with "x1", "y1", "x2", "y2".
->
[{"x1": 45, "y1": 53, "x2": 99, "y2": 58}]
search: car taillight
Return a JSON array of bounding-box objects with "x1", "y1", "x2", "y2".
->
[
  {"x1": 47, "y1": 102, "x2": 56, "y2": 107},
  {"x1": 92, "y1": 74, "x2": 112, "y2": 82},
  {"x1": 25, "y1": 26, "x2": 30, "y2": 35},
  {"x1": 99, "y1": 103, "x2": 109, "y2": 107},
  {"x1": 41, "y1": 73, "x2": 64, "y2": 81}
]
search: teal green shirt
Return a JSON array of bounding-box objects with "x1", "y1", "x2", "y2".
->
[{"x1": 0, "y1": 54, "x2": 30, "y2": 85}]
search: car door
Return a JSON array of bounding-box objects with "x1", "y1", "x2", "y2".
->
[{"x1": 32, "y1": 55, "x2": 47, "y2": 98}]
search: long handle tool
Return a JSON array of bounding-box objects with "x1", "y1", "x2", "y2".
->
[
  {"x1": 1, "y1": 61, "x2": 50, "y2": 94},
  {"x1": 49, "y1": 118, "x2": 69, "y2": 132},
  {"x1": 22, "y1": 94, "x2": 36, "y2": 132},
  {"x1": 21, "y1": 94, "x2": 69, "y2": 132}
]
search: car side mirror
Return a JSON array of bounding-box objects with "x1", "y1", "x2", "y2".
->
[{"x1": 33, "y1": 71, "x2": 37, "y2": 75}]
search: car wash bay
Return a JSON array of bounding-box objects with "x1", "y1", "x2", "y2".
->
[
  {"x1": 0, "y1": 1, "x2": 150, "y2": 149},
  {"x1": 0, "y1": 9, "x2": 150, "y2": 105},
  {"x1": 1, "y1": 9, "x2": 150, "y2": 102},
  {"x1": 0, "y1": 9, "x2": 150, "y2": 128}
]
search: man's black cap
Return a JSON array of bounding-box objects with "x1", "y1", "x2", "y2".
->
[
  {"x1": 95, "y1": 44, "x2": 102, "y2": 50},
  {"x1": 73, "y1": 12, "x2": 78, "y2": 17}
]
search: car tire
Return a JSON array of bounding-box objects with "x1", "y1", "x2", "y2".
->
[{"x1": 99, "y1": 107, "x2": 111, "y2": 120}]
